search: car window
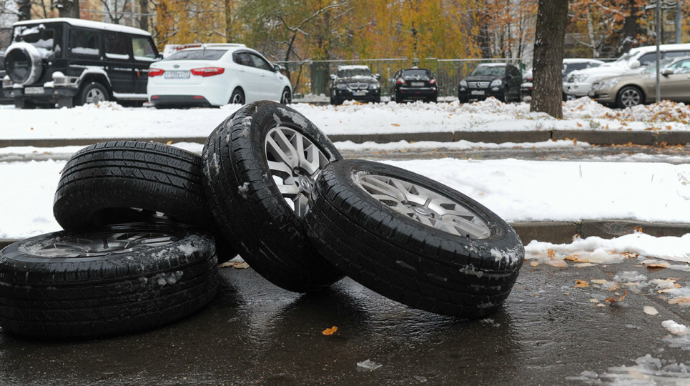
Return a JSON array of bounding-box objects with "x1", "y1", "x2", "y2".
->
[
  {"x1": 104, "y1": 32, "x2": 129, "y2": 59},
  {"x1": 167, "y1": 49, "x2": 227, "y2": 61},
  {"x1": 638, "y1": 53, "x2": 657, "y2": 66},
  {"x1": 470, "y1": 65, "x2": 505, "y2": 77},
  {"x1": 232, "y1": 51, "x2": 254, "y2": 67},
  {"x1": 249, "y1": 53, "x2": 273, "y2": 71},
  {"x1": 132, "y1": 37, "x2": 156, "y2": 60},
  {"x1": 69, "y1": 28, "x2": 99, "y2": 56},
  {"x1": 14, "y1": 26, "x2": 56, "y2": 57},
  {"x1": 664, "y1": 51, "x2": 690, "y2": 59},
  {"x1": 670, "y1": 59, "x2": 690, "y2": 74}
]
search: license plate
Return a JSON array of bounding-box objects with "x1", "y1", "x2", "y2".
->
[
  {"x1": 353, "y1": 91, "x2": 366, "y2": 96},
  {"x1": 164, "y1": 71, "x2": 190, "y2": 79},
  {"x1": 24, "y1": 87, "x2": 44, "y2": 95},
  {"x1": 411, "y1": 82, "x2": 424, "y2": 87},
  {"x1": 471, "y1": 90, "x2": 485, "y2": 95}
]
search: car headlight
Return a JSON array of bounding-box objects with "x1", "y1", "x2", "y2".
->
[
  {"x1": 573, "y1": 74, "x2": 589, "y2": 83},
  {"x1": 369, "y1": 83, "x2": 380, "y2": 90},
  {"x1": 336, "y1": 83, "x2": 348, "y2": 90},
  {"x1": 459, "y1": 80, "x2": 467, "y2": 88},
  {"x1": 490, "y1": 79, "x2": 502, "y2": 87},
  {"x1": 596, "y1": 80, "x2": 618, "y2": 91}
]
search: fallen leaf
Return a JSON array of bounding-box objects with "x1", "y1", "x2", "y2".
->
[
  {"x1": 166, "y1": 140, "x2": 173, "y2": 145},
  {"x1": 646, "y1": 264, "x2": 668, "y2": 270},
  {"x1": 548, "y1": 249, "x2": 555, "y2": 259},
  {"x1": 391, "y1": 123, "x2": 400, "y2": 127},
  {"x1": 589, "y1": 298, "x2": 599, "y2": 303},
  {"x1": 530, "y1": 261, "x2": 539, "y2": 267},
  {"x1": 591, "y1": 279, "x2": 608, "y2": 284},
  {"x1": 576, "y1": 122, "x2": 582, "y2": 127},
  {"x1": 605, "y1": 291, "x2": 627, "y2": 303},
  {"x1": 669, "y1": 298, "x2": 690, "y2": 305},
  {"x1": 547, "y1": 260, "x2": 568, "y2": 268},
  {"x1": 322, "y1": 326, "x2": 338, "y2": 335},
  {"x1": 575, "y1": 280, "x2": 589, "y2": 288},
  {"x1": 219, "y1": 261, "x2": 250, "y2": 269}
]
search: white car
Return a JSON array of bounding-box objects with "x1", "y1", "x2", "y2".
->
[
  {"x1": 563, "y1": 43, "x2": 690, "y2": 98},
  {"x1": 147, "y1": 43, "x2": 292, "y2": 108}
]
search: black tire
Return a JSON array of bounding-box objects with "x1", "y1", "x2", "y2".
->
[
  {"x1": 428, "y1": 95, "x2": 438, "y2": 103},
  {"x1": 53, "y1": 141, "x2": 236, "y2": 262},
  {"x1": 0, "y1": 223, "x2": 218, "y2": 339},
  {"x1": 304, "y1": 159, "x2": 525, "y2": 318},
  {"x1": 616, "y1": 86, "x2": 643, "y2": 108},
  {"x1": 202, "y1": 101, "x2": 344, "y2": 292},
  {"x1": 458, "y1": 94, "x2": 468, "y2": 103},
  {"x1": 229, "y1": 88, "x2": 245, "y2": 105},
  {"x1": 395, "y1": 93, "x2": 403, "y2": 103},
  {"x1": 77, "y1": 82, "x2": 109, "y2": 105},
  {"x1": 280, "y1": 87, "x2": 292, "y2": 104}
]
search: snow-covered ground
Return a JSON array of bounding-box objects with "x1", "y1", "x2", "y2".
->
[
  {"x1": 1, "y1": 98, "x2": 689, "y2": 266},
  {"x1": 1, "y1": 97, "x2": 689, "y2": 140}
]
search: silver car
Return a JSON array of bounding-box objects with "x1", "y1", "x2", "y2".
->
[{"x1": 589, "y1": 57, "x2": 690, "y2": 108}]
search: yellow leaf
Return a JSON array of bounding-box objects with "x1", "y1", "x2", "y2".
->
[
  {"x1": 167, "y1": 140, "x2": 173, "y2": 145},
  {"x1": 391, "y1": 123, "x2": 400, "y2": 127},
  {"x1": 322, "y1": 326, "x2": 338, "y2": 336},
  {"x1": 605, "y1": 291, "x2": 627, "y2": 303},
  {"x1": 548, "y1": 249, "x2": 555, "y2": 259},
  {"x1": 576, "y1": 122, "x2": 582, "y2": 127},
  {"x1": 575, "y1": 280, "x2": 589, "y2": 288}
]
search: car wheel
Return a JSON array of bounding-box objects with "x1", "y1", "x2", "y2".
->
[
  {"x1": 305, "y1": 159, "x2": 525, "y2": 317},
  {"x1": 500, "y1": 87, "x2": 509, "y2": 103},
  {"x1": 458, "y1": 94, "x2": 468, "y2": 103},
  {"x1": 395, "y1": 93, "x2": 404, "y2": 103},
  {"x1": 280, "y1": 87, "x2": 292, "y2": 104},
  {"x1": 616, "y1": 86, "x2": 643, "y2": 108},
  {"x1": 202, "y1": 101, "x2": 344, "y2": 292},
  {"x1": 78, "y1": 82, "x2": 109, "y2": 105},
  {"x1": 53, "y1": 141, "x2": 236, "y2": 263},
  {"x1": 229, "y1": 88, "x2": 245, "y2": 105},
  {"x1": 0, "y1": 222, "x2": 218, "y2": 339}
]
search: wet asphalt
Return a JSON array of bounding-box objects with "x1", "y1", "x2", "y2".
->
[{"x1": 1, "y1": 256, "x2": 689, "y2": 386}]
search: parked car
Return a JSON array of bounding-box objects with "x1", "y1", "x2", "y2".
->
[
  {"x1": 147, "y1": 43, "x2": 291, "y2": 108},
  {"x1": 522, "y1": 58, "x2": 604, "y2": 102},
  {"x1": 0, "y1": 50, "x2": 12, "y2": 105},
  {"x1": 329, "y1": 65, "x2": 381, "y2": 105},
  {"x1": 588, "y1": 56, "x2": 690, "y2": 108},
  {"x1": 458, "y1": 63, "x2": 522, "y2": 103},
  {"x1": 391, "y1": 67, "x2": 438, "y2": 103},
  {"x1": 2, "y1": 17, "x2": 159, "y2": 108},
  {"x1": 563, "y1": 43, "x2": 690, "y2": 98}
]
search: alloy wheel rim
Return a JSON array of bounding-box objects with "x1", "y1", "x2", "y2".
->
[
  {"x1": 29, "y1": 230, "x2": 177, "y2": 258},
  {"x1": 282, "y1": 90, "x2": 291, "y2": 104},
  {"x1": 86, "y1": 88, "x2": 105, "y2": 103},
  {"x1": 264, "y1": 126, "x2": 328, "y2": 218},
  {"x1": 233, "y1": 93, "x2": 243, "y2": 104},
  {"x1": 621, "y1": 89, "x2": 640, "y2": 107},
  {"x1": 353, "y1": 173, "x2": 492, "y2": 239}
]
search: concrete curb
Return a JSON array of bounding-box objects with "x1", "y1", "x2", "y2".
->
[
  {"x1": 2, "y1": 220, "x2": 688, "y2": 250},
  {"x1": 2, "y1": 130, "x2": 689, "y2": 148}
]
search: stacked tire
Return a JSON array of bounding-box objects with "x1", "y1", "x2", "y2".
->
[{"x1": 0, "y1": 101, "x2": 525, "y2": 340}]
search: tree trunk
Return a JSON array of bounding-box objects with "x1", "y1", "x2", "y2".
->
[
  {"x1": 530, "y1": 0, "x2": 568, "y2": 119},
  {"x1": 620, "y1": 0, "x2": 643, "y2": 54},
  {"x1": 139, "y1": 0, "x2": 149, "y2": 31},
  {"x1": 18, "y1": 0, "x2": 32, "y2": 20},
  {"x1": 55, "y1": 0, "x2": 80, "y2": 18}
]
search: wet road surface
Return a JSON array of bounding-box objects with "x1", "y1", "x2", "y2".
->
[{"x1": 1, "y1": 258, "x2": 689, "y2": 385}]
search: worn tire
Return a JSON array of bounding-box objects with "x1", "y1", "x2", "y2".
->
[
  {"x1": 0, "y1": 223, "x2": 218, "y2": 339},
  {"x1": 77, "y1": 82, "x2": 109, "y2": 105},
  {"x1": 53, "y1": 141, "x2": 236, "y2": 262},
  {"x1": 304, "y1": 159, "x2": 525, "y2": 318},
  {"x1": 202, "y1": 101, "x2": 344, "y2": 292}
]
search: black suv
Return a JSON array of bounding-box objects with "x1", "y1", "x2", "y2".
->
[
  {"x1": 2, "y1": 18, "x2": 159, "y2": 108},
  {"x1": 0, "y1": 50, "x2": 11, "y2": 104},
  {"x1": 329, "y1": 65, "x2": 381, "y2": 105},
  {"x1": 458, "y1": 63, "x2": 522, "y2": 103},
  {"x1": 391, "y1": 68, "x2": 438, "y2": 103}
]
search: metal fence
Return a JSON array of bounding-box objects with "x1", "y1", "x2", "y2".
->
[{"x1": 276, "y1": 58, "x2": 526, "y2": 98}]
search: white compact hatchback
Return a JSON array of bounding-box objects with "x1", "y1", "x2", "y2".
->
[{"x1": 147, "y1": 43, "x2": 292, "y2": 108}]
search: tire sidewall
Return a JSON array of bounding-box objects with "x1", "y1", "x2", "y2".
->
[
  {"x1": 317, "y1": 159, "x2": 523, "y2": 268},
  {"x1": 79, "y1": 82, "x2": 109, "y2": 105}
]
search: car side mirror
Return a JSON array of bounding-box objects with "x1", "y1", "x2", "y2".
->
[
  {"x1": 629, "y1": 60, "x2": 641, "y2": 69},
  {"x1": 662, "y1": 68, "x2": 674, "y2": 76},
  {"x1": 330, "y1": 74, "x2": 336, "y2": 80},
  {"x1": 375, "y1": 74, "x2": 380, "y2": 80},
  {"x1": 156, "y1": 53, "x2": 164, "y2": 60},
  {"x1": 274, "y1": 64, "x2": 281, "y2": 72}
]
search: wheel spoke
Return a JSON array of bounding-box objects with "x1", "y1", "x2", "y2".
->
[
  {"x1": 32, "y1": 231, "x2": 177, "y2": 258},
  {"x1": 266, "y1": 135, "x2": 298, "y2": 169},
  {"x1": 354, "y1": 173, "x2": 492, "y2": 239}
]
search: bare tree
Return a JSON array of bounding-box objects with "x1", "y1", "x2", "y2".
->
[
  {"x1": 101, "y1": 0, "x2": 131, "y2": 24},
  {"x1": 138, "y1": 0, "x2": 148, "y2": 30},
  {"x1": 53, "y1": 0, "x2": 79, "y2": 18},
  {"x1": 531, "y1": 0, "x2": 569, "y2": 119}
]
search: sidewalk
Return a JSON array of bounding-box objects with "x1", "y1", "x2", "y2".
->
[{"x1": 1, "y1": 129, "x2": 690, "y2": 148}]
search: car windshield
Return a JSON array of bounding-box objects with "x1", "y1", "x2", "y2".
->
[
  {"x1": 402, "y1": 69, "x2": 431, "y2": 78},
  {"x1": 338, "y1": 67, "x2": 372, "y2": 77},
  {"x1": 470, "y1": 65, "x2": 505, "y2": 77},
  {"x1": 166, "y1": 49, "x2": 227, "y2": 61}
]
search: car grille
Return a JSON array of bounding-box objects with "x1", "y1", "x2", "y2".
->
[
  {"x1": 468, "y1": 82, "x2": 490, "y2": 88},
  {"x1": 348, "y1": 83, "x2": 369, "y2": 90}
]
